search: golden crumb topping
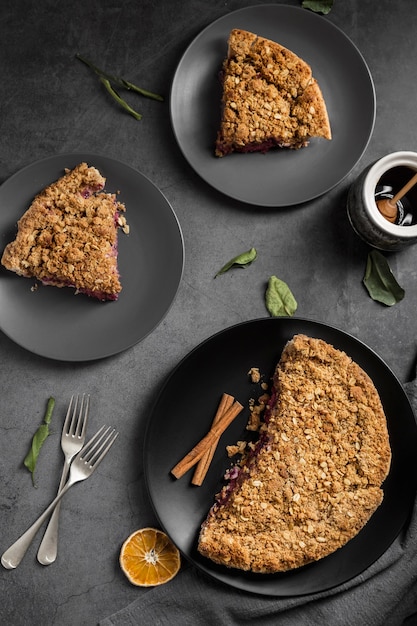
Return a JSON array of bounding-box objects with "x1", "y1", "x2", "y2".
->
[
  {"x1": 1, "y1": 162, "x2": 127, "y2": 300},
  {"x1": 216, "y1": 29, "x2": 331, "y2": 156},
  {"x1": 198, "y1": 335, "x2": 391, "y2": 573}
]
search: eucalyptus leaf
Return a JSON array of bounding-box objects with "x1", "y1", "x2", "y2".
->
[
  {"x1": 215, "y1": 247, "x2": 257, "y2": 277},
  {"x1": 265, "y1": 275, "x2": 298, "y2": 317},
  {"x1": 363, "y1": 250, "x2": 405, "y2": 306},
  {"x1": 302, "y1": 0, "x2": 333, "y2": 14},
  {"x1": 23, "y1": 397, "x2": 55, "y2": 486}
]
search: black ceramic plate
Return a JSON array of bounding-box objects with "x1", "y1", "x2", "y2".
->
[
  {"x1": 0, "y1": 154, "x2": 184, "y2": 361},
  {"x1": 144, "y1": 318, "x2": 417, "y2": 596},
  {"x1": 170, "y1": 4, "x2": 375, "y2": 206}
]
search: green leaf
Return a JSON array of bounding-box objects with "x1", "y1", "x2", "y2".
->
[
  {"x1": 100, "y1": 77, "x2": 142, "y2": 121},
  {"x1": 43, "y1": 396, "x2": 55, "y2": 425},
  {"x1": 23, "y1": 397, "x2": 55, "y2": 486},
  {"x1": 363, "y1": 250, "x2": 405, "y2": 306},
  {"x1": 215, "y1": 247, "x2": 257, "y2": 277},
  {"x1": 302, "y1": 0, "x2": 333, "y2": 14},
  {"x1": 265, "y1": 276, "x2": 298, "y2": 317},
  {"x1": 75, "y1": 54, "x2": 164, "y2": 121}
]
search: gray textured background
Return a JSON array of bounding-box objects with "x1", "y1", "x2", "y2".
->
[{"x1": 1, "y1": 0, "x2": 417, "y2": 623}]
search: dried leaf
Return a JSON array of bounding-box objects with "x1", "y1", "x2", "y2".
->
[
  {"x1": 265, "y1": 276, "x2": 297, "y2": 317},
  {"x1": 215, "y1": 247, "x2": 257, "y2": 277},
  {"x1": 363, "y1": 250, "x2": 405, "y2": 306}
]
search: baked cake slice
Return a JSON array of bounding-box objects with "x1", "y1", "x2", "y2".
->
[
  {"x1": 215, "y1": 29, "x2": 332, "y2": 156},
  {"x1": 198, "y1": 334, "x2": 391, "y2": 573},
  {"x1": 1, "y1": 162, "x2": 128, "y2": 301}
]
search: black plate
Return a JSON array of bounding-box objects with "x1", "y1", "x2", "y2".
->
[
  {"x1": 144, "y1": 318, "x2": 417, "y2": 596},
  {"x1": 170, "y1": 4, "x2": 375, "y2": 206},
  {"x1": 0, "y1": 153, "x2": 184, "y2": 361}
]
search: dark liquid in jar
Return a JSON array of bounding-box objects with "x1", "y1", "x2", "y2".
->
[{"x1": 375, "y1": 166, "x2": 417, "y2": 226}]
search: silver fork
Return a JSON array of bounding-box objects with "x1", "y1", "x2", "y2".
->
[
  {"x1": 37, "y1": 394, "x2": 89, "y2": 565},
  {"x1": 1, "y1": 424, "x2": 118, "y2": 570}
]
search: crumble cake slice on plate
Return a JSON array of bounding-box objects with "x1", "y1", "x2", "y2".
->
[
  {"x1": 1, "y1": 162, "x2": 128, "y2": 301},
  {"x1": 215, "y1": 29, "x2": 332, "y2": 156}
]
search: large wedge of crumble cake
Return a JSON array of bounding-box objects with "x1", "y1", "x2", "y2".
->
[
  {"x1": 1, "y1": 162, "x2": 128, "y2": 301},
  {"x1": 215, "y1": 29, "x2": 332, "y2": 156},
  {"x1": 198, "y1": 335, "x2": 391, "y2": 573}
]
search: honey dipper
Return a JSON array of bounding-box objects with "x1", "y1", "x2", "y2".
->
[{"x1": 377, "y1": 170, "x2": 417, "y2": 223}]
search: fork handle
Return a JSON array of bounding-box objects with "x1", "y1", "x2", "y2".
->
[
  {"x1": 36, "y1": 460, "x2": 71, "y2": 565},
  {"x1": 1, "y1": 479, "x2": 75, "y2": 569}
]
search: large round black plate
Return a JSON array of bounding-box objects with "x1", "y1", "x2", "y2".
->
[
  {"x1": 170, "y1": 4, "x2": 375, "y2": 206},
  {"x1": 0, "y1": 153, "x2": 184, "y2": 361},
  {"x1": 144, "y1": 318, "x2": 417, "y2": 595}
]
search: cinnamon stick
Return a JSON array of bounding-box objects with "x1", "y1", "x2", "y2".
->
[
  {"x1": 192, "y1": 393, "x2": 234, "y2": 486},
  {"x1": 171, "y1": 399, "x2": 243, "y2": 479}
]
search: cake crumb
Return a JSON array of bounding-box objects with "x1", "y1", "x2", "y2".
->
[
  {"x1": 247, "y1": 392, "x2": 270, "y2": 432},
  {"x1": 248, "y1": 367, "x2": 261, "y2": 383},
  {"x1": 226, "y1": 441, "x2": 247, "y2": 457}
]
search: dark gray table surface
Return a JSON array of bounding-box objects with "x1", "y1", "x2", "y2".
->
[{"x1": 1, "y1": 0, "x2": 417, "y2": 624}]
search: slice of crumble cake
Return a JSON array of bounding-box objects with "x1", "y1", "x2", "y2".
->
[
  {"x1": 215, "y1": 29, "x2": 332, "y2": 156},
  {"x1": 1, "y1": 162, "x2": 128, "y2": 301},
  {"x1": 198, "y1": 335, "x2": 391, "y2": 573}
]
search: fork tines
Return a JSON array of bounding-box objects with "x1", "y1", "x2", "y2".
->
[
  {"x1": 65, "y1": 394, "x2": 90, "y2": 438},
  {"x1": 80, "y1": 425, "x2": 119, "y2": 468}
]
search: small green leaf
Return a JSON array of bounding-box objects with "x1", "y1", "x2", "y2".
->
[
  {"x1": 215, "y1": 247, "x2": 257, "y2": 277},
  {"x1": 24, "y1": 424, "x2": 49, "y2": 485},
  {"x1": 23, "y1": 397, "x2": 55, "y2": 486},
  {"x1": 363, "y1": 250, "x2": 405, "y2": 306},
  {"x1": 302, "y1": 0, "x2": 333, "y2": 14},
  {"x1": 265, "y1": 276, "x2": 297, "y2": 317},
  {"x1": 43, "y1": 397, "x2": 55, "y2": 425}
]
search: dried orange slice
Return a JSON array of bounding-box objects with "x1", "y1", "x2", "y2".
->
[{"x1": 119, "y1": 527, "x2": 181, "y2": 587}]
